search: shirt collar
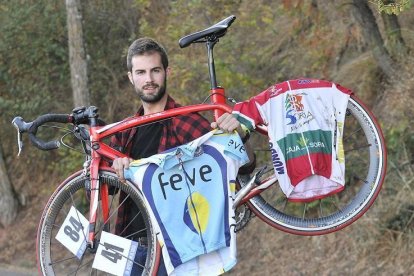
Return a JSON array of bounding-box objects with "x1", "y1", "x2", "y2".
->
[{"x1": 136, "y1": 95, "x2": 177, "y2": 115}]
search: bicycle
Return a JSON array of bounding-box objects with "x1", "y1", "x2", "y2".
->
[{"x1": 12, "y1": 15, "x2": 387, "y2": 275}]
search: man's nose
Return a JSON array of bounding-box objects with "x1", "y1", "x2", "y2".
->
[{"x1": 144, "y1": 72, "x2": 154, "y2": 82}]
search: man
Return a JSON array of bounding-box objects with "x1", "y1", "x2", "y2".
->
[
  {"x1": 111, "y1": 37, "x2": 253, "y2": 180},
  {"x1": 110, "y1": 37, "x2": 254, "y2": 273}
]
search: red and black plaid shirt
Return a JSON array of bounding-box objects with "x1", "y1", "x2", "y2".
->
[
  {"x1": 111, "y1": 96, "x2": 211, "y2": 234},
  {"x1": 110, "y1": 95, "x2": 211, "y2": 154}
]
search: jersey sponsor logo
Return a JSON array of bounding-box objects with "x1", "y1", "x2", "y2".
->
[
  {"x1": 277, "y1": 130, "x2": 332, "y2": 160},
  {"x1": 268, "y1": 85, "x2": 283, "y2": 97},
  {"x1": 286, "y1": 141, "x2": 326, "y2": 155},
  {"x1": 297, "y1": 79, "x2": 312, "y2": 85},
  {"x1": 336, "y1": 122, "x2": 345, "y2": 164},
  {"x1": 297, "y1": 79, "x2": 321, "y2": 85},
  {"x1": 157, "y1": 164, "x2": 213, "y2": 200},
  {"x1": 269, "y1": 142, "x2": 285, "y2": 174},
  {"x1": 284, "y1": 93, "x2": 315, "y2": 131},
  {"x1": 183, "y1": 192, "x2": 210, "y2": 234},
  {"x1": 227, "y1": 138, "x2": 246, "y2": 154}
]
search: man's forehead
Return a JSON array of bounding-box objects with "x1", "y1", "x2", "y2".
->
[{"x1": 131, "y1": 52, "x2": 162, "y2": 68}]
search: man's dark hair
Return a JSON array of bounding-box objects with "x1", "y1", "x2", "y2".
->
[{"x1": 127, "y1": 37, "x2": 169, "y2": 72}]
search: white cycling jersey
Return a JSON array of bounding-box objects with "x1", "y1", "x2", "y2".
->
[
  {"x1": 233, "y1": 79, "x2": 352, "y2": 201},
  {"x1": 125, "y1": 130, "x2": 249, "y2": 275}
]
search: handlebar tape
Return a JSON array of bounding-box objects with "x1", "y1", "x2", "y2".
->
[
  {"x1": 29, "y1": 114, "x2": 72, "y2": 134},
  {"x1": 12, "y1": 114, "x2": 72, "y2": 151},
  {"x1": 28, "y1": 133, "x2": 60, "y2": 150},
  {"x1": 30, "y1": 114, "x2": 72, "y2": 150}
]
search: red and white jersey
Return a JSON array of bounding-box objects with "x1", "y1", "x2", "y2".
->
[{"x1": 233, "y1": 79, "x2": 352, "y2": 201}]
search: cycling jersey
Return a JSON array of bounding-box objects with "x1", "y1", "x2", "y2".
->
[
  {"x1": 233, "y1": 79, "x2": 352, "y2": 201},
  {"x1": 125, "y1": 130, "x2": 249, "y2": 275}
]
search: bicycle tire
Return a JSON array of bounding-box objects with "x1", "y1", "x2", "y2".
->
[
  {"x1": 239, "y1": 94, "x2": 387, "y2": 235},
  {"x1": 36, "y1": 169, "x2": 160, "y2": 275}
]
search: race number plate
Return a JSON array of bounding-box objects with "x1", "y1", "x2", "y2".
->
[
  {"x1": 55, "y1": 206, "x2": 89, "y2": 259},
  {"x1": 92, "y1": 231, "x2": 138, "y2": 276}
]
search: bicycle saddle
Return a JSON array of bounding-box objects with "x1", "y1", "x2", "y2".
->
[{"x1": 179, "y1": 15, "x2": 236, "y2": 48}]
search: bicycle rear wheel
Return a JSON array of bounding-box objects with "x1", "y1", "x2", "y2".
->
[
  {"x1": 37, "y1": 169, "x2": 159, "y2": 275},
  {"x1": 239, "y1": 95, "x2": 387, "y2": 235}
]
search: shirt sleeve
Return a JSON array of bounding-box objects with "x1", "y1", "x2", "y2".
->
[{"x1": 232, "y1": 81, "x2": 290, "y2": 130}]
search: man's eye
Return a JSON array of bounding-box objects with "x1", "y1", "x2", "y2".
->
[{"x1": 136, "y1": 71, "x2": 144, "y2": 75}]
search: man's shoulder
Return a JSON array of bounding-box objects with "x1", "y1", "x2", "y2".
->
[{"x1": 165, "y1": 95, "x2": 181, "y2": 109}]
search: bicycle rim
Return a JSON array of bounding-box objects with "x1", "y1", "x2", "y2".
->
[
  {"x1": 241, "y1": 95, "x2": 387, "y2": 235},
  {"x1": 36, "y1": 169, "x2": 159, "y2": 275}
]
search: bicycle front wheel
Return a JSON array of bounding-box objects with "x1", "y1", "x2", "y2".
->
[
  {"x1": 37, "y1": 169, "x2": 159, "y2": 275},
  {"x1": 240, "y1": 95, "x2": 387, "y2": 235}
]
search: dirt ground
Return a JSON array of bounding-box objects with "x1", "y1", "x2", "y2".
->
[{"x1": 2, "y1": 197, "x2": 413, "y2": 275}]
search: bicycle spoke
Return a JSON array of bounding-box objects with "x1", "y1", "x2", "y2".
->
[
  {"x1": 329, "y1": 198, "x2": 342, "y2": 212},
  {"x1": 352, "y1": 175, "x2": 368, "y2": 184},
  {"x1": 68, "y1": 250, "x2": 89, "y2": 276},
  {"x1": 49, "y1": 254, "x2": 79, "y2": 266},
  {"x1": 69, "y1": 190, "x2": 89, "y2": 246},
  {"x1": 343, "y1": 126, "x2": 362, "y2": 142},
  {"x1": 344, "y1": 143, "x2": 371, "y2": 153},
  {"x1": 107, "y1": 187, "x2": 120, "y2": 216},
  {"x1": 118, "y1": 211, "x2": 142, "y2": 237},
  {"x1": 67, "y1": 257, "x2": 94, "y2": 276},
  {"x1": 124, "y1": 228, "x2": 147, "y2": 239},
  {"x1": 96, "y1": 193, "x2": 131, "y2": 235},
  {"x1": 319, "y1": 199, "x2": 323, "y2": 217},
  {"x1": 302, "y1": 203, "x2": 308, "y2": 220},
  {"x1": 99, "y1": 185, "x2": 120, "y2": 232},
  {"x1": 282, "y1": 198, "x2": 288, "y2": 212}
]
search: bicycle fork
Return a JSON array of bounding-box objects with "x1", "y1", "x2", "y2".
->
[{"x1": 83, "y1": 154, "x2": 110, "y2": 249}]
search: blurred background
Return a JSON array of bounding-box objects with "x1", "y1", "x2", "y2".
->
[{"x1": 0, "y1": 0, "x2": 413, "y2": 274}]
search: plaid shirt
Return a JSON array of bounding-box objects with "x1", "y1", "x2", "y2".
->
[
  {"x1": 112, "y1": 96, "x2": 211, "y2": 235},
  {"x1": 110, "y1": 95, "x2": 211, "y2": 154}
]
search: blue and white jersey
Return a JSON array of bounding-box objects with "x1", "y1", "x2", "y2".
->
[{"x1": 125, "y1": 130, "x2": 249, "y2": 275}]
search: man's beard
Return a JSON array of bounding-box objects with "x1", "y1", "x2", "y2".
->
[{"x1": 135, "y1": 78, "x2": 167, "y2": 103}]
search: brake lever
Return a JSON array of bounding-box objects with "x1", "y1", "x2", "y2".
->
[{"x1": 12, "y1": 119, "x2": 23, "y2": 157}]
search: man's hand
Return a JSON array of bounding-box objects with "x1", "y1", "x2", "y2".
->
[
  {"x1": 211, "y1": 113, "x2": 244, "y2": 136},
  {"x1": 111, "y1": 157, "x2": 133, "y2": 182}
]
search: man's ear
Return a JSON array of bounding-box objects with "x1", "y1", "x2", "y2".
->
[
  {"x1": 127, "y1": 71, "x2": 134, "y2": 85},
  {"x1": 166, "y1": 66, "x2": 171, "y2": 77}
]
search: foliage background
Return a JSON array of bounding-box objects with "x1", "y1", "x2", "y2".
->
[{"x1": 0, "y1": 0, "x2": 413, "y2": 274}]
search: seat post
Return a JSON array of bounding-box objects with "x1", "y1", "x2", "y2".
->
[
  {"x1": 206, "y1": 39, "x2": 227, "y2": 120},
  {"x1": 206, "y1": 39, "x2": 218, "y2": 89}
]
